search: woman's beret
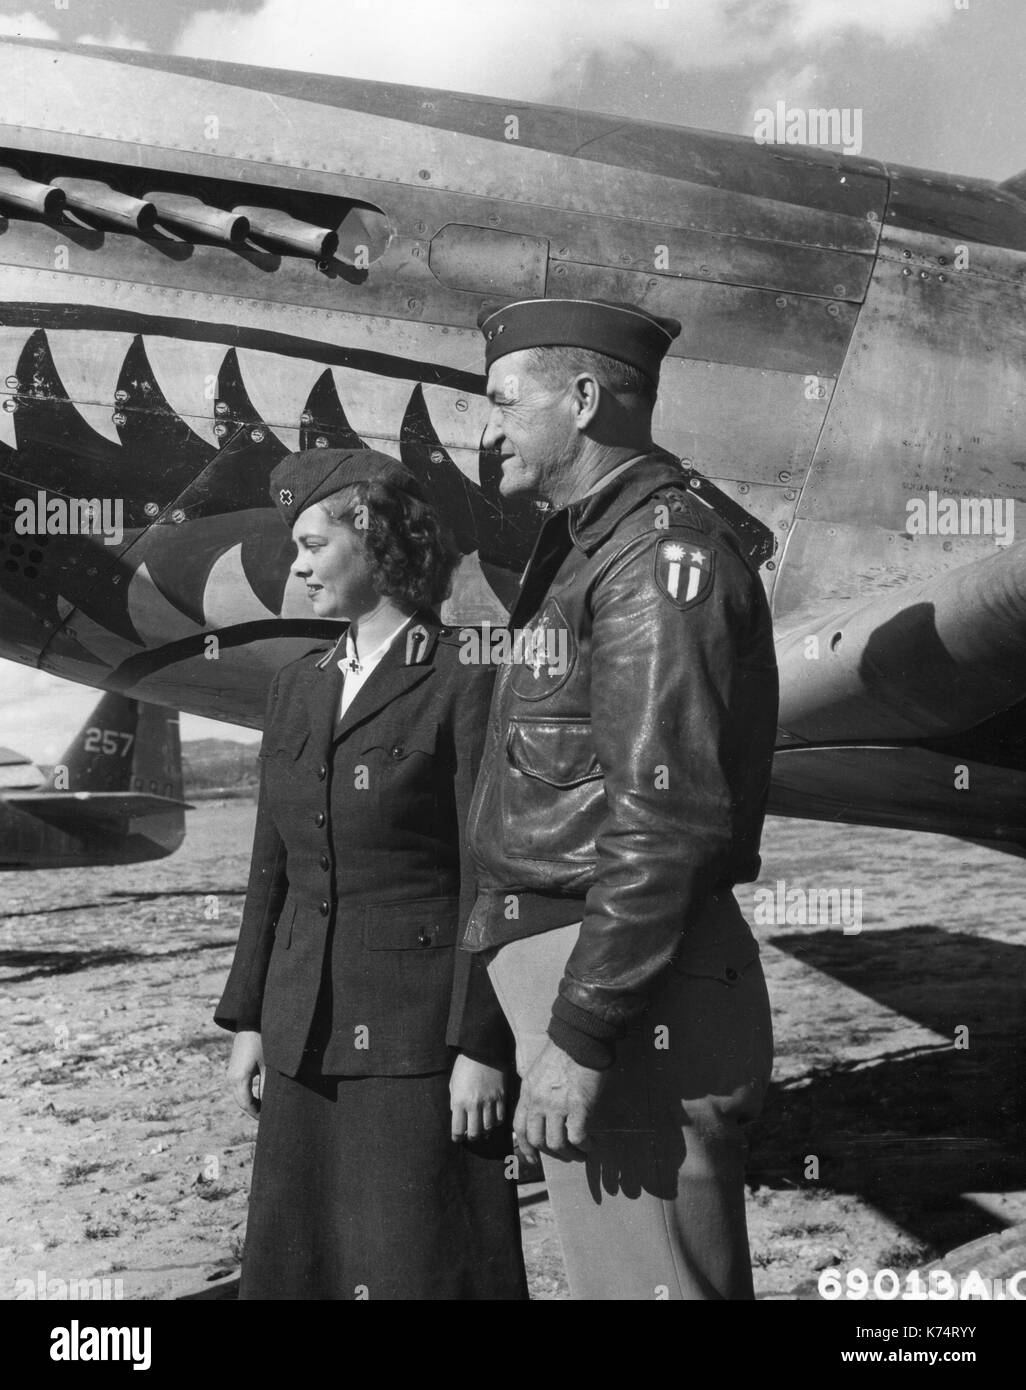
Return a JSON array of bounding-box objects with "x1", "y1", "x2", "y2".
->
[{"x1": 269, "y1": 448, "x2": 425, "y2": 526}]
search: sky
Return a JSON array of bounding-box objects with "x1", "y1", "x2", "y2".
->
[{"x1": 0, "y1": 0, "x2": 1022, "y2": 754}]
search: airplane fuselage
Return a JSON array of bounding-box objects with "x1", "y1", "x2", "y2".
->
[{"x1": 1, "y1": 38, "x2": 1025, "y2": 850}]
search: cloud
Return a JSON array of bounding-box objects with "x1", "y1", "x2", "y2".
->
[
  {"x1": 172, "y1": 0, "x2": 954, "y2": 101},
  {"x1": 0, "y1": 12, "x2": 148, "y2": 51},
  {"x1": 748, "y1": 60, "x2": 821, "y2": 114},
  {"x1": 78, "y1": 31, "x2": 150, "y2": 52},
  {"x1": 0, "y1": 12, "x2": 59, "y2": 40},
  {"x1": 0, "y1": 666, "x2": 99, "y2": 763},
  {"x1": 786, "y1": 0, "x2": 952, "y2": 43}
]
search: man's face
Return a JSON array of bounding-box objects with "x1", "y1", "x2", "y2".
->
[{"x1": 483, "y1": 350, "x2": 581, "y2": 499}]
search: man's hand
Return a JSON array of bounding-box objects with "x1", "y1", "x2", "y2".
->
[
  {"x1": 514, "y1": 1040, "x2": 607, "y2": 1164},
  {"x1": 227, "y1": 1030, "x2": 265, "y2": 1118},
  {"x1": 450, "y1": 1054, "x2": 506, "y2": 1142}
]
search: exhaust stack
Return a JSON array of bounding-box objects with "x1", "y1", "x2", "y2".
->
[
  {"x1": 0, "y1": 165, "x2": 64, "y2": 218},
  {"x1": 147, "y1": 190, "x2": 250, "y2": 243},
  {"x1": 53, "y1": 176, "x2": 157, "y2": 233},
  {"x1": 234, "y1": 204, "x2": 338, "y2": 259}
]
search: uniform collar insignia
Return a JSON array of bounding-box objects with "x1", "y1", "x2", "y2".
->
[{"x1": 404, "y1": 622, "x2": 435, "y2": 665}]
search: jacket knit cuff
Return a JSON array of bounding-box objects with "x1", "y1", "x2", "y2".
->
[{"x1": 548, "y1": 996, "x2": 621, "y2": 1071}]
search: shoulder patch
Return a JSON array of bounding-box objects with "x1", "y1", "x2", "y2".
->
[{"x1": 654, "y1": 536, "x2": 715, "y2": 608}]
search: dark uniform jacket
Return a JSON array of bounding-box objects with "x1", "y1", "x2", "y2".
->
[
  {"x1": 215, "y1": 611, "x2": 509, "y2": 1078},
  {"x1": 462, "y1": 454, "x2": 779, "y2": 1064}
]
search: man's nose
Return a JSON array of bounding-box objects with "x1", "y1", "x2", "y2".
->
[{"x1": 482, "y1": 407, "x2": 504, "y2": 452}]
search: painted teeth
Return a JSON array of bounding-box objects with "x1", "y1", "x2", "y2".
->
[
  {"x1": 0, "y1": 326, "x2": 35, "y2": 448},
  {"x1": 236, "y1": 349, "x2": 326, "y2": 454},
  {"x1": 2, "y1": 334, "x2": 503, "y2": 665},
  {"x1": 47, "y1": 330, "x2": 136, "y2": 445},
  {"x1": 1, "y1": 330, "x2": 486, "y2": 462},
  {"x1": 324, "y1": 365, "x2": 411, "y2": 446},
  {"x1": 421, "y1": 384, "x2": 490, "y2": 455},
  {"x1": 142, "y1": 337, "x2": 233, "y2": 443}
]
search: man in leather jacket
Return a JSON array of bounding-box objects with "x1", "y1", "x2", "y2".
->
[{"x1": 461, "y1": 297, "x2": 778, "y2": 1299}]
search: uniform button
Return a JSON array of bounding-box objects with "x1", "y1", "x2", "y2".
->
[
  {"x1": 417, "y1": 929, "x2": 432, "y2": 946},
  {"x1": 314, "y1": 812, "x2": 325, "y2": 827},
  {"x1": 319, "y1": 900, "x2": 330, "y2": 917},
  {"x1": 390, "y1": 742, "x2": 405, "y2": 759},
  {"x1": 319, "y1": 853, "x2": 330, "y2": 871},
  {"x1": 317, "y1": 764, "x2": 327, "y2": 780},
  {"x1": 725, "y1": 967, "x2": 740, "y2": 983}
]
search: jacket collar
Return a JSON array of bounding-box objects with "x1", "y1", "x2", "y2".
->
[
  {"x1": 566, "y1": 451, "x2": 689, "y2": 555},
  {"x1": 508, "y1": 453, "x2": 687, "y2": 627},
  {"x1": 302, "y1": 608, "x2": 440, "y2": 750}
]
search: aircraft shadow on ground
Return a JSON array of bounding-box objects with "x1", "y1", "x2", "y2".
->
[
  {"x1": 1, "y1": 888, "x2": 245, "y2": 920},
  {"x1": 750, "y1": 925, "x2": 1026, "y2": 1255},
  {"x1": 0, "y1": 938, "x2": 240, "y2": 982}
]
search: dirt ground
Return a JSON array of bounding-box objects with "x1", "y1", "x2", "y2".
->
[{"x1": 2, "y1": 802, "x2": 1024, "y2": 1302}]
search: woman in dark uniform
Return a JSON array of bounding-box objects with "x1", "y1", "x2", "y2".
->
[{"x1": 215, "y1": 448, "x2": 527, "y2": 1300}]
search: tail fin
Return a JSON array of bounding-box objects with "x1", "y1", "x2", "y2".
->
[
  {"x1": 48, "y1": 692, "x2": 184, "y2": 801},
  {"x1": 5, "y1": 693, "x2": 191, "y2": 866}
]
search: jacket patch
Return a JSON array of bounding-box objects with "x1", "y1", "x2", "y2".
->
[
  {"x1": 509, "y1": 598, "x2": 576, "y2": 699},
  {"x1": 654, "y1": 538, "x2": 715, "y2": 608}
]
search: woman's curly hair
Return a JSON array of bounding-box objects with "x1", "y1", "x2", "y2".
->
[{"x1": 317, "y1": 479, "x2": 459, "y2": 611}]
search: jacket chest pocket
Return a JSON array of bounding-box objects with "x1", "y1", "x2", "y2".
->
[
  {"x1": 356, "y1": 725, "x2": 437, "y2": 773},
  {"x1": 260, "y1": 729, "x2": 310, "y2": 763},
  {"x1": 501, "y1": 718, "x2": 604, "y2": 862},
  {"x1": 507, "y1": 718, "x2": 601, "y2": 786}
]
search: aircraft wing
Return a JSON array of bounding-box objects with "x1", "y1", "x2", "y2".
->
[
  {"x1": 768, "y1": 745, "x2": 1026, "y2": 857},
  {"x1": 3, "y1": 789, "x2": 194, "y2": 830},
  {"x1": 771, "y1": 540, "x2": 1026, "y2": 852}
]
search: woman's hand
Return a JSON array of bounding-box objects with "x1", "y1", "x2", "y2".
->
[
  {"x1": 227, "y1": 1030, "x2": 266, "y2": 1119},
  {"x1": 450, "y1": 1054, "x2": 506, "y2": 1142}
]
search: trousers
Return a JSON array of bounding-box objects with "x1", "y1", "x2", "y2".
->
[{"x1": 487, "y1": 901, "x2": 773, "y2": 1300}]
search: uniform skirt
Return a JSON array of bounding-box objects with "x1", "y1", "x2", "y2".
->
[{"x1": 238, "y1": 1063, "x2": 528, "y2": 1300}]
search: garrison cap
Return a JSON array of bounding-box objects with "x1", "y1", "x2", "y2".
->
[
  {"x1": 269, "y1": 448, "x2": 425, "y2": 527},
  {"x1": 477, "y1": 298, "x2": 682, "y2": 381}
]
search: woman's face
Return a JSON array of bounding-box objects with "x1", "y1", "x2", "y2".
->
[{"x1": 290, "y1": 502, "x2": 379, "y2": 619}]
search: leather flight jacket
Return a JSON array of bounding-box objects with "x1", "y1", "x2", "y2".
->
[{"x1": 463, "y1": 453, "x2": 779, "y2": 1066}]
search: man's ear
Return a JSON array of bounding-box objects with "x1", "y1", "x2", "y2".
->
[{"x1": 570, "y1": 373, "x2": 602, "y2": 431}]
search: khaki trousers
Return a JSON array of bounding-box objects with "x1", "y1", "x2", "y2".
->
[{"x1": 487, "y1": 903, "x2": 773, "y2": 1300}]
